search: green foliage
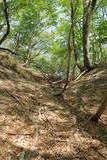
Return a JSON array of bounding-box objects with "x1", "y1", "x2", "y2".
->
[{"x1": 0, "y1": 0, "x2": 107, "y2": 76}]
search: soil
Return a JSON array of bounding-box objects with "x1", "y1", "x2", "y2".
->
[{"x1": 0, "y1": 52, "x2": 107, "y2": 160}]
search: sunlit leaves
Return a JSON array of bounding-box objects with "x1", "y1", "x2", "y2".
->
[{"x1": 0, "y1": 0, "x2": 107, "y2": 75}]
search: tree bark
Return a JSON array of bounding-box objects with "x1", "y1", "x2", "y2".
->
[
  {"x1": 83, "y1": 0, "x2": 97, "y2": 70},
  {"x1": 0, "y1": 0, "x2": 10, "y2": 45},
  {"x1": 63, "y1": 0, "x2": 79, "y2": 92},
  {"x1": 62, "y1": 25, "x2": 72, "y2": 92},
  {"x1": 71, "y1": 0, "x2": 79, "y2": 63},
  {"x1": 61, "y1": 0, "x2": 72, "y2": 94}
]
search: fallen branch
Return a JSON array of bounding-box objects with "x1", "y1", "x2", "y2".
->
[
  {"x1": 2, "y1": 88, "x2": 23, "y2": 106},
  {"x1": 75, "y1": 70, "x2": 87, "y2": 81}
]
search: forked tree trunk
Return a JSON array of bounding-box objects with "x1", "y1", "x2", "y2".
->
[{"x1": 91, "y1": 96, "x2": 107, "y2": 122}]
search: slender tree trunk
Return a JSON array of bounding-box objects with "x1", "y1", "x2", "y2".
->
[
  {"x1": 92, "y1": 41, "x2": 96, "y2": 63},
  {"x1": 71, "y1": 0, "x2": 78, "y2": 63},
  {"x1": 0, "y1": 0, "x2": 10, "y2": 45},
  {"x1": 0, "y1": 0, "x2": 14, "y2": 55},
  {"x1": 83, "y1": 0, "x2": 91, "y2": 70},
  {"x1": 98, "y1": 32, "x2": 104, "y2": 61},
  {"x1": 63, "y1": 25, "x2": 72, "y2": 92},
  {"x1": 91, "y1": 96, "x2": 107, "y2": 122},
  {"x1": 70, "y1": 0, "x2": 80, "y2": 78},
  {"x1": 62, "y1": 0, "x2": 78, "y2": 92},
  {"x1": 83, "y1": 0, "x2": 97, "y2": 70}
]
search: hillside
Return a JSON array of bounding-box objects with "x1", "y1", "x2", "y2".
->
[{"x1": 0, "y1": 52, "x2": 107, "y2": 160}]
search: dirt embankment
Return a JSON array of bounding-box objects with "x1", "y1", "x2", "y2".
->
[{"x1": 0, "y1": 52, "x2": 107, "y2": 160}]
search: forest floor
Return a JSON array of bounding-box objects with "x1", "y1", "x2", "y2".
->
[{"x1": 0, "y1": 52, "x2": 107, "y2": 160}]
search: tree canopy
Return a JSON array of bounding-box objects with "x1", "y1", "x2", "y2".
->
[{"x1": 0, "y1": 0, "x2": 107, "y2": 78}]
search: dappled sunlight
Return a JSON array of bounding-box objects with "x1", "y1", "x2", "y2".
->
[
  {"x1": 0, "y1": 53, "x2": 107, "y2": 159},
  {"x1": 0, "y1": 0, "x2": 106, "y2": 157}
]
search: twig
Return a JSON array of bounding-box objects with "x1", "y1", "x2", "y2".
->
[
  {"x1": 97, "y1": 150, "x2": 107, "y2": 159},
  {"x1": 7, "y1": 133, "x2": 32, "y2": 136},
  {"x1": 0, "y1": 47, "x2": 16, "y2": 55},
  {"x1": 2, "y1": 88, "x2": 23, "y2": 106},
  {"x1": 75, "y1": 70, "x2": 87, "y2": 81}
]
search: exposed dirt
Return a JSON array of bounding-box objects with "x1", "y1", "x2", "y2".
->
[{"x1": 0, "y1": 52, "x2": 107, "y2": 160}]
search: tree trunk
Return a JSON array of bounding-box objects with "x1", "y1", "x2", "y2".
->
[
  {"x1": 62, "y1": 26, "x2": 72, "y2": 92},
  {"x1": 71, "y1": 0, "x2": 78, "y2": 63},
  {"x1": 63, "y1": 0, "x2": 78, "y2": 91},
  {"x1": 0, "y1": 0, "x2": 10, "y2": 45},
  {"x1": 83, "y1": 0, "x2": 91, "y2": 70},
  {"x1": 83, "y1": 0, "x2": 97, "y2": 70},
  {"x1": 91, "y1": 96, "x2": 107, "y2": 122}
]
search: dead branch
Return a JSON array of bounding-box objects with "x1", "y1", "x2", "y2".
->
[
  {"x1": 75, "y1": 70, "x2": 87, "y2": 81},
  {"x1": 2, "y1": 88, "x2": 23, "y2": 106},
  {"x1": 0, "y1": 47, "x2": 16, "y2": 54}
]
